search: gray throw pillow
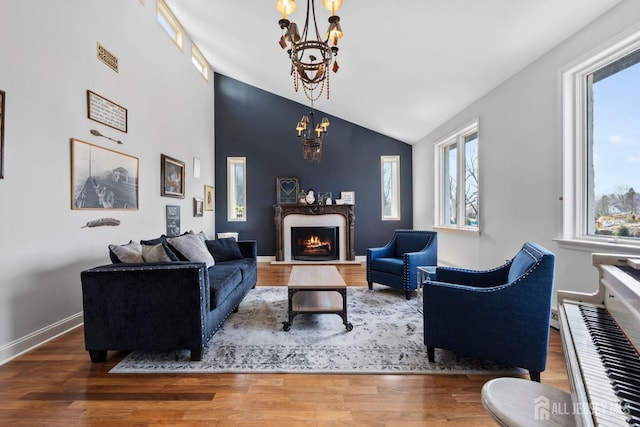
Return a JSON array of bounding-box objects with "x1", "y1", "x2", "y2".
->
[
  {"x1": 167, "y1": 233, "x2": 215, "y2": 268},
  {"x1": 142, "y1": 243, "x2": 173, "y2": 263},
  {"x1": 109, "y1": 241, "x2": 144, "y2": 263}
]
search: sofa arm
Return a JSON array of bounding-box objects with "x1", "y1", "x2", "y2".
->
[
  {"x1": 237, "y1": 240, "x2": 257, "y2": 259},
  {"x1": 435, "y1": 263, "x2": 510, "y2": 287},
  {"x1": 80, "y1": 262, "x2": 209, "y2": 360}
]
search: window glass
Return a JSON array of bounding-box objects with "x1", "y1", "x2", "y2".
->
[
  {"x1": 381, "y1": 156, "x2": 400, "y2": 220},
  {"x1": 157, "y1": 0, "x2": 184, "y2": 50},
  {"x1": 227, "y1": 157, "x2": 246, "y2": 222}
]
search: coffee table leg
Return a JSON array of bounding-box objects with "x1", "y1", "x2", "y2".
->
[
  {"x1": 337, "y1": 288, "x2": 353, "y2": 331},
  {"x1": 283, "y1": 288, "x2": 296, "y2": 331}
]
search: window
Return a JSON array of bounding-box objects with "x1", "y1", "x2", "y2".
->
[
  {"x1": 191, "y1": 43, "x2": 210, "y2": 82},
  {"x1": 434, "y1": 122, "x2": 479, "y2": 231},
  {"x1": 227, "y1": 157, "x2": 246, "y2": 222},
  {"x1": 157, "y1": 0, "x2": 184, "y2": 51},
  {"x1": 381, "y1": 155, "x2": 400, "y2": 220},
  {"x1": 562, "y1": 30, "x2": 640, "y2": 245}
]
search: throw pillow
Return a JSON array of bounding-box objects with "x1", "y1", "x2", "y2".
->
[
  {"x1": 109, "y1": 241, "x2": 144, "y2": 264},
  {"x1": 141, "y1": 243, "x2": 173, "y2": 263},
  {"x1": 140, "y1": 236, "x2": 180, "y2": 261},
  {"x1": 206, "y1": 238, "x2": 243, "y2": 262},
  {"x1": 167, "y1": 233, "x2": 215, "y2": 268}
]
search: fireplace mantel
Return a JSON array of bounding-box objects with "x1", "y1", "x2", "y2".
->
[{"x1": 274, "y1": 204, "x2": 356, "y2": 261}]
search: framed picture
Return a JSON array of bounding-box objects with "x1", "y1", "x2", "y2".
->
[
  {"x1": 87, "y1": 90, "x2": 127, "y2": 133},
  {"x1": 341, "y1": 191, "x2": 355, "y2": 205},
  {"x1": 276, "y1": 176, "x2": 299, "y2": 205},
  {"x1": 193, "y1": 197, "x2": 204, "y2": 217},
  {"x1": 166, "y1": 205, "x2": 181, "y2": 237},
  {"x1": 318, "y1": 191, "x2": 332, "y2": 204},
  {"x1": 204, "y1": 185, "x2": 214, "y2": 211},
  {"x1": 161, "y1": 154, "x2": 185, "y2": 198},
  {"x1": 0, "y1": 90, "x2": 4, "y2": 179},
  {"x1": 70, "y1": 138, "x2": 139, "y2": 210}
]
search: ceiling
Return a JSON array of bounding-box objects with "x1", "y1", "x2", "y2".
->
[{"x1": 164, "y1": 0, "x2": 621, "y2": 144}]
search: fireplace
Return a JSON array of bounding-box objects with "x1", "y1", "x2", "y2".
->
[{"x1": 291, "y1": 226, "x2": 339, "y2": 261}]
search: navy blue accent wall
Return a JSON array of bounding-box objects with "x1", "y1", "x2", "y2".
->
[{"x1": 214, "y1": 73, "x2": 413, "y2": 256}]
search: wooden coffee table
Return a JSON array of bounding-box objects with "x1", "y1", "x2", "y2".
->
[{"x1": 283, "y1": 265, "x2": 353, "y2": 331}]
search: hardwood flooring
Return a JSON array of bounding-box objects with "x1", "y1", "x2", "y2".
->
[{"x1": 0, "y1": 262, "x2": 569, "y2": 426}]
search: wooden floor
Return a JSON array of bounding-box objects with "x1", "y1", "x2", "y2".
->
[{"x1": 0, "y1": 263, "x2": 569, "y2": 426}]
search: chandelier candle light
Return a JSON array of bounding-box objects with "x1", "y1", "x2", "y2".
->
[
  {"x1": 295, "y1": 101, "x2": 330, "y2": 163},
  {"x1": 276, "y1": 0, "x2": 344, "y2": 101}
]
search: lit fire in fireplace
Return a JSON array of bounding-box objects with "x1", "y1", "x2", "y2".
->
[{"x1": 302, "y1": 234, "x2": 332, "y2": 254}]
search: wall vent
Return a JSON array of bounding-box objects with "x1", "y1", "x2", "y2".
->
[{"x1": 97, "y1": 43, "x2": 118, "y2": 73}]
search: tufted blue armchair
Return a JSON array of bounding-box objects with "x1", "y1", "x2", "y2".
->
[
  {"x1": 367, "y1": 230, "x2": 438, "y2": 299},
  {"x1": 423, "y1": 242, "x2": 555, "y2": 382}
]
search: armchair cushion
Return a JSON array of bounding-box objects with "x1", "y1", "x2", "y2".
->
[
  {"x1": 370, "y1": 257, "x2": 403, "y2": 275},
  {"x1": 395, "y1": 233, "x2": 433, "y2": 258}
]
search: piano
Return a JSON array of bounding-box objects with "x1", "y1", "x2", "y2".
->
[{"x1": 559, "y1": 253, "x2": 640, "y2": 426}]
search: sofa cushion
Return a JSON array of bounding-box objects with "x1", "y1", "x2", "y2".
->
[
  {"x1": 508, "y1": 249, "x2": 538, "y2": 283},
  {"x1": 140, "y1": 236, "x2": 180, "y2": 261},
  {"x1": 109, "y1": 241, "x2": 144, "y2": 264},
  {"x1": 371, "y1": 257, "x2": 404, "y2": 276},
  {"x1": 206, "y1": 238, "x2": 243, "y2": 262},
  {"x1": 208, "y1": 264, "x2": 243, "y2": 308},
  {"x1": 167, "y1": 233, "x2": 215, "y2": 268}
]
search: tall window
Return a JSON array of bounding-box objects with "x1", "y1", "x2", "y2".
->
[
  {"x1": 381, "y1": 155, "x2": 401, "y2": 220},
  {"x1": 227, "y1": 157, "x2": 246, "y2": 222},
  {"x1": 563, "y1": 31, "x2": 640, "y2": 244},
  {"x1": 434, "y1": 122, "x2": 479, "y2": 230}
]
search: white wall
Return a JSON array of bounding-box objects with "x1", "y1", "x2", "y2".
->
[
  {"x1": 0, "y1": 0, "x2": 215, "y2": 363},
  {"x1": 413, "y1": 0, "x2": 640, "y2": 307}
]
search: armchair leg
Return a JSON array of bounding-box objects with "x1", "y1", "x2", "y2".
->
[
  {"x1": 367, "y1": 281, "x2": 372, "y2": 290},
  {"x1": 427, "y1": 346, "x2": 435, "y2": 363},
  {"x1": 190, "y1": 349, "x2": 203, "y2": 361},
  {"x1": 405, "y1": 290, "x2": 412, "y2": 300},
  {"x1": 88, "y1": 350, "x2": 107, "y2": 362},
  {"x1": 529, "y1": 370, "x2": 541, "y2": 382}
]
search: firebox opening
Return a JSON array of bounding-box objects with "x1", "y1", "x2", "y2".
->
[{"x1": 291, "y1": 226, "x2": 339, "y2": 261}]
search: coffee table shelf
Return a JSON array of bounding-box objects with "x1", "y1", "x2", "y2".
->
[{"x1": 283, "y1": 266, "x2": 353, "y2": 331}]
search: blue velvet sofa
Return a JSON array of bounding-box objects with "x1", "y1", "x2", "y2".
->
[{"x1": 81, "y1": 235, "x2": 257, "y2": 362}]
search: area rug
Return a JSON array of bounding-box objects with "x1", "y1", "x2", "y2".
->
[{"x1": 111, "y1": 286, "x2": 524, "y2": 375}]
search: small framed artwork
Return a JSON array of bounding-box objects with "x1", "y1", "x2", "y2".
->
[
  {"x1": 161, "y1": 154, "x2": 185, "y2": 198},
  {"x1": 87, "y1": 90, "x2": 127, "y2": 133},
  {"x1": 0, "y1": 90, "x2": 4, "y2": 179},
  {"x1": 318, "y1": 192, "x2": 332, "y2": 204},
  {"x1": 276, "y1": 176, "x2": 299, "y2": 205},
  {"x1": 204, "y1": 185, "x2": 214, "y2": 211},
  {"x1": 166, "y1": 205, "x2": 181, "y2": 237},
  {"x1": 341, "y1": 191, "x2": 355, "y2": 204},
  {"x1": 193, "y1": 197, "x2": 204, "y2": 217},
  {"x1": 70, "y1": 138, "x2": 139, "y2": 210}
]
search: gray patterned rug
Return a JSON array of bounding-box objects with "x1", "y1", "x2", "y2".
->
[{"x1": 111, "y1": 286, "x2": 524, "y2": 375}]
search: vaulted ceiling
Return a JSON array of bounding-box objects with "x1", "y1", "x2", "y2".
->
[{"x1": 164, "y1": 0, "x2": 622, "y2": 144}]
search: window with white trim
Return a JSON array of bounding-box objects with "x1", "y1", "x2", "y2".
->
[
  {"x1": 191, "y1": 43, "x2": 210, "y2": 82},
  {"x1": 562, "y1": 30, "x2": 640, "y2": 244},
  {"x1": 381, "y1": 155, "x2": 401, "y2": 220},
  {"x1": 434, "y1": 122, "x2": 479, "y2": 231},
  {"x1": 157, "y1": 0, "x2": 184, "y2": 51}
]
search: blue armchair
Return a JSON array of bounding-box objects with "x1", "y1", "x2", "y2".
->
[
  {"x1": 423, "y1": 242, "x2": 555, "y2": 382},
  {"x1": 366, "y1": 230, "x2": 438, "y2": 299}
]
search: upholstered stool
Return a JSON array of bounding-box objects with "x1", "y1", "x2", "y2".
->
[{"x1": 481, "y1": 378, "x2": 575, "y2": 427}]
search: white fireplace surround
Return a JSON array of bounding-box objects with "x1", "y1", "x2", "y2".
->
[{"x1": 283, "y1": 214, "x2": 346, "y2": 262}]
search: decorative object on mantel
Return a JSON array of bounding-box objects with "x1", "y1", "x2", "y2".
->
[
  {"x1": 295, "y1": 99, "x2": 330, "y2": 162},
  {"x1": 81, "y1": 217, "x2": 121, "y2": 228},
  {"x1": 90, "y1": 129, "x2": 122, "y2": 145},
  {"x1": 341, "y1": 191, "x2": 355, "y2": 204},
  {"x1": 276, "y1": 176, "x2": 299, "y2": 205},
  {"x1": 305, "y1": 188, "x2": 316, "y2": 204},
  {"x1": 0, "y1": 89, "x2": 5, "y2": 179},
  {"x1": 276, "y1": 0, "x2": 344, "y2": 100}
]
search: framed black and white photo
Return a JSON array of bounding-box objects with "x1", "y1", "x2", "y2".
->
[
  {"x1": 276, "y1": 176, "x2": 299, "y2": 205},
  {"x1": 70, "y1": 138, "x2": 139, "y2": 210},
  {"x1": 161, "y1": 154, "x2": 185, "y2": 198},
  {"x1": 193, "y1": 197, "x2": 204, "y2": 217}
]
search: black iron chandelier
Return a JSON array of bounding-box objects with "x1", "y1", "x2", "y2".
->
[
  {"x1": 276, "y1": 0, "x2": 344, "y2": 101},
  {"x1": 295, "y1": 101, "x2": 330, "y2": 162}
]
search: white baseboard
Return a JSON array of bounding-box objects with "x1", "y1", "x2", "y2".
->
[
  {"x1": 0, "y1": 312, "x2": 84, "y2": 366},
  {"x1": 259, "y1": 255, "x2": 367, "y2": 264}
]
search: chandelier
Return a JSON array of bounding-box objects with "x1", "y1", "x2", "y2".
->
[
  {"x1": 295, "y1": 102, "x2": 330, "y2": 162},
  {"x1": 276, "y1": 0, "x2": 344, "y2": 101}
]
